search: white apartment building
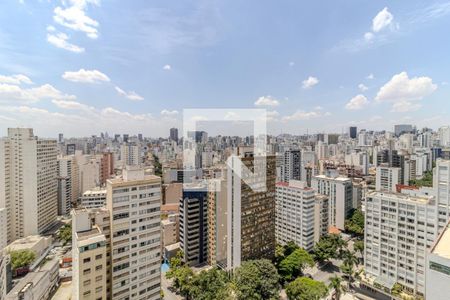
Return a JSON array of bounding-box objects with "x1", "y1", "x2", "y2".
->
[
  {"x1": 57, "y1": 155, "x2": 79, "y2": 215},
  {"x1": 0, "y1": 208, "x2": 7, "y2": 251},
  {"x1": 426, "y1": 220, "x2": 450, "y2": 300},
  {"x1": 0, "y1": 253, "x2": 9, "y2": 299},
  {"x1": 276, "y1": 181, "x2": 328, "y2": 251},
  {"x1": 0, "y1": 128, "x2": 58, "y2": 242},
  {"x1": 80, "y1": 188, "x2": 107, "y2": 209},
  {"x1": 364, "y1": 191, "x2": 437, "y2": 296},
  {"x1": 312, "y1": 175, "x2": 353, "y2": 230},
  {"x1": 364, "y1": 159, "x2": 450, "y2": 296},
  {"x1": 106, "y1": 168, "x2": 161, "y2": 300},
  {"x1": 438, "y1": 126, "x2": 450, "y2": 147},
  {"x1": 75, "y1": 151, "x2": 101, "y2": 195},
  {"x1": 120, "y1": 143, "x2": 141, "y2": 167},
  {"x1": 376, "y1": 165, "x2": 401, "y2": 193}
]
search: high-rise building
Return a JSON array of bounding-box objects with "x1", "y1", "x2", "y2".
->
[
  {"x1": 394, "y1": 124, "x2": 414, "y2": 137},
  {"x1": 100, "y1": 152, "x2": 114, "y2": 185},
  {"x1": 349, "y1": 126, "x2": 357, "y2": 139},
  {"x1": 179, "y1": 183, "x2": 208, "y2": 266},
  {"x1": 312, "y1": 175, "x2": 353, "y2": 230},
  {"x1": 375, "y1": 165, "x2": 401, "y2": 193},
  {"x1": 0, "y1": 208, "x2": 7, "y2": 251},
  {"x1": 58, "y1": 133, "x2": 64, "y2": 143},
  {"x1": 0, "y1": 128, "x2": 58, "y2": 242},
  {"x1": 0, "y1": 253, "x2": 10, "y2": 298},
  {"x1": 226, "y1": 154, "x2": 276, "y2": 270},
  {"x1": 280, "y1": 149, "x2": 301, "y2": 183},
  {"x1": 207, "y1": 178, "x2": 228, "y2": 268},
  {"x1": 57, "y1": 155, "x2": 79, "y2": 215},
  {"x1": 106, "y1": 167, "x2": 161, "y2": 300},
  {"x1": 275, "y1": 180, "x2": 328, "y2": 251},
  {"x1": 120, "y1": 143, "x2": 141, "y2": 167},
  {"x1": 169, "y1": 128, "x2": 179, "y2": 143},
  {"x1": 438, "y1": 126, "x2": 450, "y2": 147},
  {"x1": 364, "y1": 159, "x2": 450, "y2": 296}
]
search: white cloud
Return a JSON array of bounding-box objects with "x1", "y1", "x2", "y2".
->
[
  {"x1": 0, "y1": 74, "x2": 33, "y2": 85},
  {"x1": 47, "y1": 32, "x2": 85, "y2": 53},
  {"x1": 302, "y1": 76, "x2": 319, "y2": 89},
  {"x1": 161, "y1": 109, "x2": 179, "y2": 117},
  {"x1": 53, "y1": 0, "x2": 100, "y2": 39},
  {"x1": 289, "y1": 61, "x2": 295, "y2": 67},
  {"x1": 314, "y1": 106, "x2": 323, "y2": 110},
  {"x1": 375, "y1": 71, "x2": 437, "y2": 103},
  {"x1": 364, "y1": 32, "x2": 374, "y2": 41},
  {"x1": 345, "y1": 94, "x2": 369, "y2": 110},
  {"x1": 163, "y1": 65, "x2": 171, "y2": 71},
  {"x1": 390, "y1": 101, "x2": 422, "y2": 112},
  {"x1": 372, "y1": 7, "x2": 394, "y2": 32},
  {"x1": 266, "y1": 110, "x2": 280, "y2": 122},
  {"x1": 254, "y1": 96, "x2": 280, "y2": 107},
  {"x1": 358, "y1": 83, "x2": 368, "y2": 91},
  {"x1": 114, "y1": 86, "x2": 144, "y2": 101},
  {"x1": 367, "y1": 73, "x2": 375, "y2": 80},
  {"x1": 62, "y1": 69, "x2": 110, "y2": 83},
  {"x1": 52, "y1": 99, "x2": 93, "y2": 111},
  {"x1": 282, "y1": 110, "x2": 323, "y2": 121},
  {"x1": 0, "y1": 83, "x2": 76, "y2": 103}
]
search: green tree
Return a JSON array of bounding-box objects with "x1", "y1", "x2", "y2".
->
[
  {"x1": 353, "y1": 240, "x2": 364, "y2": 256},
  {"x1": 313, "y1": 234, "x2": 347, "y2": 264},
  {"x1": 284, "y1": 241, "x2": 299, "y2": 256},
  {"x1": 58, "y1": 223, "x2": 72, "y2": 245},
  {"x1": 340, "y1": 262, "x2": 354, "y2": 281},
  {"x1": 279, "y1": 248, "x2": 314, "y2": 282},
  {"x1": 10, "y1": 249, "x2": 36, "y2": 271},
  {"x1": 391, "y1": 283, "x2": 403, "y2": 297},
  {"x1": 345, "y1": 209, "x2": 364, "y2": 236},
  {"x1": 286, "y1": 277, "x2": 328, "y2": 300},
  {"x1": 233, "y1": 259, "x2": 280, "y2": 300},
  {"x1": 275, "y1": 244, "x2": 286, "y2": 266},
  {"x1": 190, "y1": 268, "x2": 231, "y2": 300},
  {"x1": 329, "y1": 276, "x2": 346, "y2": 300}
]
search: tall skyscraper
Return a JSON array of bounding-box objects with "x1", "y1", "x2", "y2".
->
[
  {"x1": 349, "y1": 126, "x2": 357, "y2": 139},
  {"x1": 57, "y1": 155, "x2": 80, "y2": 215},
  {"x1": 394, "y1": 124, "x2": 414, "y2": 137},
  {"x1": 180, "y1": 183, "x2": 208, "y2": 266},
  {"x1": 106, "y1": 167, "x2": 161, "y2": 300},
  {"x1": 0, "y1": 128, "x2": 58, "y2": 242},
  {"x1": 226, "y1": 154, "x2": 276, "y2": 270},
  {"x1": 169, "y1": 128, "x2": 179, "y2": 143},
  {"x1": 280, "y1": 149, "x2": 301, "y2": 183}
]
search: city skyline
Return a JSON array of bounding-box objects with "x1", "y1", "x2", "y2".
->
[{"x1": 1, "y1": 1, "x2": 450, "y2": 137}]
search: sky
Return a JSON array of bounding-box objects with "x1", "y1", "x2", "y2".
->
[{"x1": 0, "y1": 0, "x2": 450, "y2": 138}]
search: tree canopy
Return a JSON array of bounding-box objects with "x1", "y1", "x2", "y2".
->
[
  {"x1": 10, "y1": 249, "x2": 36, "y2": 271},
  {"x1": 344, "y1": 209, "x2": 364, "y2": 236},
  {"x1": 313, "y1": 234, "x2": 347, "y2": 263},
  {"x1": 279, "y1": 248, "x2": 314, "y2": 282},
  {"x1": 233, "y1": 259, "x2": 280, "y2": 300},
  {"x1": 58, "y1": 223, "x2": 72, "y2": 245},
  {"x1": 286, "y1": 277, "x2": 328, "y2": 300}
]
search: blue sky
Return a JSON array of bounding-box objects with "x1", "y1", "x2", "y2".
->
[{"x1": 0, "y1": 0, "x2": 449, "y2": 137}]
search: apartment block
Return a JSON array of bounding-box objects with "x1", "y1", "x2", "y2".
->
[
  {"x1": 106, "y1": 168, "x2": 161, "y2": 300},
  {"x1": 180, "y1": 183, "x2": 208, "y2": 266},
  {"x1": 57, "y1": 155, "x2": 80, "y2": 215},
  {"x1": 376, "y1": 165, "x2": 401, "y2": 193},
  {"x1": 207, "y1": 178, "x2": 227, "y2": 268},
  {"x1": 0, "y1": 128, "x2": 58, "y2": 242},
  {"x1": 80, "y1": 188, "x2": 107, "y2": 209},
  {"x1": 276, "y1": 180, "x2": 328, "y2": 251},
  {"x1": 312, "y1": 174, "x2": 353, "y2": 231},
  {"x1": 72, "y1": 209, "x2": 108, "y2": 300}
]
